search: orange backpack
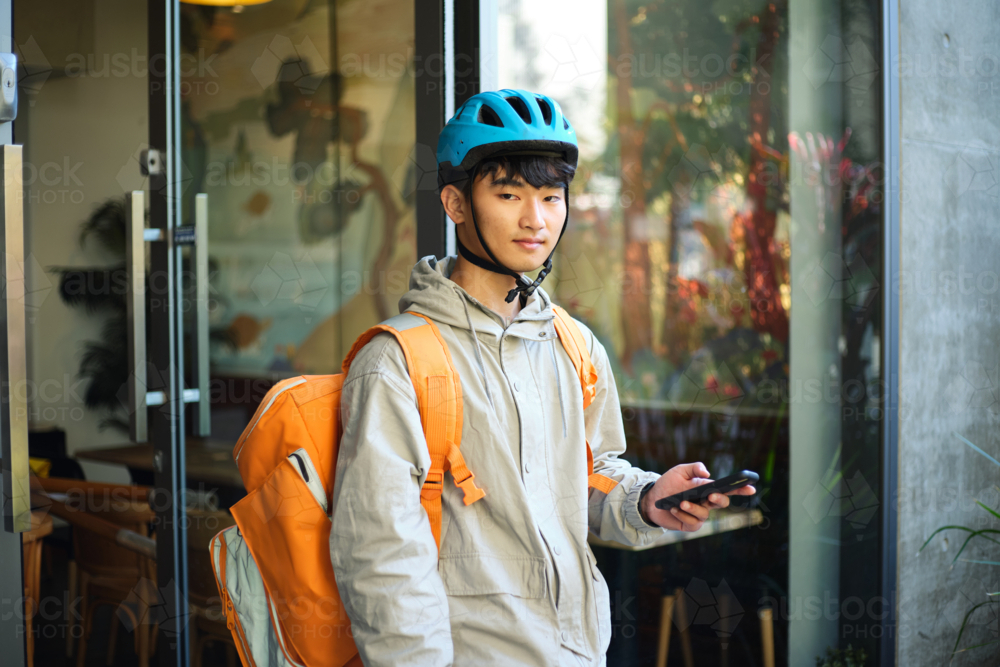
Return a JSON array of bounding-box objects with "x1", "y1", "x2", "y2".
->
[{"x1": 210, "y1": 306, "x2": 618, "y2": 667}]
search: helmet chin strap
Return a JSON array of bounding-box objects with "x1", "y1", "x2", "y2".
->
[{"x1": 459, "y1": 184, "x2": 570, "y2": 308}]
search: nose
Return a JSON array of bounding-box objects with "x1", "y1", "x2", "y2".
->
[{"x1": 521, "y1": 197, "x2": 546, "y2": 229}]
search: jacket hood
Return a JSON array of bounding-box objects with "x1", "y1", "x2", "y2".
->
[
  {"x1": 398, "y1": 254, "x2": 564, "y2": 426},
  {"x1": 398, "y1": 254, "x2": 556, "y2": 340}
]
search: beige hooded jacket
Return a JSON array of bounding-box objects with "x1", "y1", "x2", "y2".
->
[{"x1": 330, "y1": 255, "x2": 669, "y2": 666}]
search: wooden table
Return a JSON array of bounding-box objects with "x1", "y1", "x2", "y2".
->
[
  {"x1": 589, "y1": 507, "x2": 764, "y2": 667},
  {"x1": 75, "y1": 437, "x2": 243, "y2": 490},
  {"x1": 588, "y1": 507, "x2": 763, "y2": 551}
]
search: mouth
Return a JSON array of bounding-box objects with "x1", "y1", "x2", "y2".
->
[{"x1": 514, "y1": 239, "x2": 545, "y2": 250}]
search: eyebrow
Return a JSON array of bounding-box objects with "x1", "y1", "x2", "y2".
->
[
  {"x1": 489, "y1": 175, "x2": 526, "y2": 188},
  {"x1": 488, "y1": 175, "x2": 566, "y2": 190}
]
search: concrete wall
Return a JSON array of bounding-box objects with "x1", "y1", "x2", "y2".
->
[{"x1": 898, "y1": 2, "x2": 1000, "y2": 665}]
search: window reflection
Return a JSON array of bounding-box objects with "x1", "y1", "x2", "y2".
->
[
  {"x1": 497, "y1": 0, "x2": 885, "y2": 662},
  {"x1": 180, "y1": 0, "x2": 416, "y2": 380}
]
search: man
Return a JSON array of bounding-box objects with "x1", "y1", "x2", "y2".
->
[{"x1": 330, "y1": 89, "x2": 755, "y2": 666}]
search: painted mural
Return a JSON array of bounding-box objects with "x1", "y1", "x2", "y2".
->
[{"x1": 180, "y1": 0, "x2": 416, "y2": 377}]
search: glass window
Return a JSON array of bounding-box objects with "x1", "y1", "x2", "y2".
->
[
  {"x1": 180, "y1": 0, "x2": 417, "y2": 388},
  {"x1": 177, "y1": 4, "x2": 417, "y2": 664},
  {"x1": 496, "y1": 0, "x2": 885, "y2": 663}
]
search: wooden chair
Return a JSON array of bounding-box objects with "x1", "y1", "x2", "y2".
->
[
  {"x1": 75, "y1": 497, "x2": 157, "y2": 667},
  {"x1": 655, "y1": 587, "x2": 695, "y2": 667},
  {"x1": 22, "y1": 511, "x2": 53, "y2": 667},
  {"x1": 655, "y1": 589, "x2": 776, "y2": 667},
  {"x1": 186, "y1": 508, "x2": 238, "y2": 667},
  {"x1": 758, "y1": 607, "x2": 775, "y2": 667},
  {"x1": 30, "y1": 476, "x2": 151, "y2": 660},
  {"x1": 29, "y1": 478, "x2": 157, "y2": 667}
]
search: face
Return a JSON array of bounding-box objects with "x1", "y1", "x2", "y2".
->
[{"x1": 442, "y1": 167, "x2": 567, "y2": 273}]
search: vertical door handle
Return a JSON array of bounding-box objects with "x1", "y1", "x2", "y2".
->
[
  {"x1": 1, "y1": 144, "x2": 28, "y2": 532},
  {"x1": 125, "y1": 190, "x2": 148, "y2": 443},
  {"x1": 193, "y1": 193, "x2": 210, "y2": 436}
]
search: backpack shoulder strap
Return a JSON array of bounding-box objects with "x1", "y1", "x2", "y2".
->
[
  {"x1": 551, "y1": 305, "x2": 619, "y2": 496},
  {"x1": 342, "y1": 312, "x2": 484, "y2": 550},
  {"x1": 550, "y1": 306, "x2": 597, "y2": 408}
]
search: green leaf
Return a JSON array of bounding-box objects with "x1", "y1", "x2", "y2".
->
[
  {"x1": 952, "y1": 529, "x2": 1000, "y2": 564},
  {"x1": 957, "y1": 559, "x2": 1000, "y2": 566},
  {"x1": 953, "y1": 638, "x2": 1000, "y2": 653},
  {"x1": 975, "y1": 500, "x2": 1000, "y2": 521},
  {"x1": 951, "y1": 600, "x2": 997, "y2": 655},
  {"x1": 919, "y1": 526, "x2": 1000, "y2": 552},
  {"x1": 954, "y1": 432, "x2": 1000, "y2": 467}
]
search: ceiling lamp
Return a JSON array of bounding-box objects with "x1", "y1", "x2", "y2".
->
[{"x1": 181, "y1": 0, "x2": 272, "y2": 6}]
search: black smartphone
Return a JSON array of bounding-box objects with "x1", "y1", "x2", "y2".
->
[{"x1": 654, "y1": 470, "x2": 759, "y2": 511}]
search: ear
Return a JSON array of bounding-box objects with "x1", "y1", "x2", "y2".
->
[{"x1": 440, "y1": 185, "x2": 466, "y2": 225}]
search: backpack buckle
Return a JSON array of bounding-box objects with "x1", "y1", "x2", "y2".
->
[
  {"x1": 443, "y1": 441, "x2": 486, "y2": 506},
  {"x1": 454, "y1": 471, "x2": 485, "y2": 506},
  {"x1": 420, "y1": 470, "x2": 445, "y2": 501}
]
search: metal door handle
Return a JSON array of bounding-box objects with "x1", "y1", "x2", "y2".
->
[
  {"x1": 126, "y1": 190, "x2": 148, "y2": 442},
  {"x1": 0, "y1": 144, "x2": 27, "y2": 533},
  {"x1": 193, "y1": 193, "x2": 210, "y2": 436}
]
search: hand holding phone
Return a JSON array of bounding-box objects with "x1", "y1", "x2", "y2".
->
[{"x1": 654, "y1": 470, "x2": 759, "y2": 511}]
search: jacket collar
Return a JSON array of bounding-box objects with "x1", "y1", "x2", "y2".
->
[{"x1": 398, "y1": 254, "x2": 557, "y2": 343}]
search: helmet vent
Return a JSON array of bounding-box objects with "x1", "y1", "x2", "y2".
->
[
  {"x1": 477, "y1": 104, "x2": 504, "y2": 128},
  {"x1": 504, "y1": 96, "x2": 532, "y2": 124},
  {"x1": 563, "y1": 118, "x2": 569, "y2": 130},
  {"x1": 536, "y1": 97, "x2": 553, "y2": 125}
]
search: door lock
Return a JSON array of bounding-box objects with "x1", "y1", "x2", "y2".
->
[
  {"x1": 0, "y1": 54, "x2": 17, "y2": 122},
  {"x1": 140, "y1": 148, "x2": 163, "y2": 176}
]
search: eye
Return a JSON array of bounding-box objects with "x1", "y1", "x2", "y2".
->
[
  {"x1": 499, "y1": 193, "x2": 517, "y2": 200},
  {"x1": 545, "y1": 195, "x2": 562, "y2": 202}
]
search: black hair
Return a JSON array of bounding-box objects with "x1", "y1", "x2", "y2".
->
[{"x1": 458, "y1": 153, "x2": 576, "y2": 201}]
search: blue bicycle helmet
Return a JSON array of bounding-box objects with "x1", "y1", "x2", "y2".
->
[{"x1": 436, "y1": 89, "x2": 579, "y2": 306}]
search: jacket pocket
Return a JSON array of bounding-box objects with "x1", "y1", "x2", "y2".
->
[
  {"x1": 438, "y1": 553, "x2": 548, "y2": 599},
  {"x1": 586, "y1": 548, "x2": 612, "y2": 653}
]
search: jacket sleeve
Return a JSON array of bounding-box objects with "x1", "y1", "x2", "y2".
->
[
  {"x1": 330, "y1": 332, "x2": 453, "y2": 666},
  {"x1": 575, "y1": 319, "x2": 670, "y2": 546}
]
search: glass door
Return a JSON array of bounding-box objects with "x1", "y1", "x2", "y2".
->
[
  {"x1": 0, "y1": 1, "x2": 191, "y2": 665},
  {"x1": 173, "y1": 1, "x2": 420, "y2": 665},
  {"x1": 1, "y1": 0, "x2": 427, "y2": 664},
  {"x1": 3, "y1": 1, "x2": 436, "y2": 665}
]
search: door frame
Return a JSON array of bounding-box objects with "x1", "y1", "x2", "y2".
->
[
  {"x1": 0, "y1": 2, "x2": 189, "y2": 665},
  {"x1": 879, "y1": 0, "x2": 901, "y2": 663},
  {"x1": 147, "y1": 2, "x2": 189, "y2": 666},
  {"x1": 0, "y1": 0, "x2": 25, "y2": 664}
]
